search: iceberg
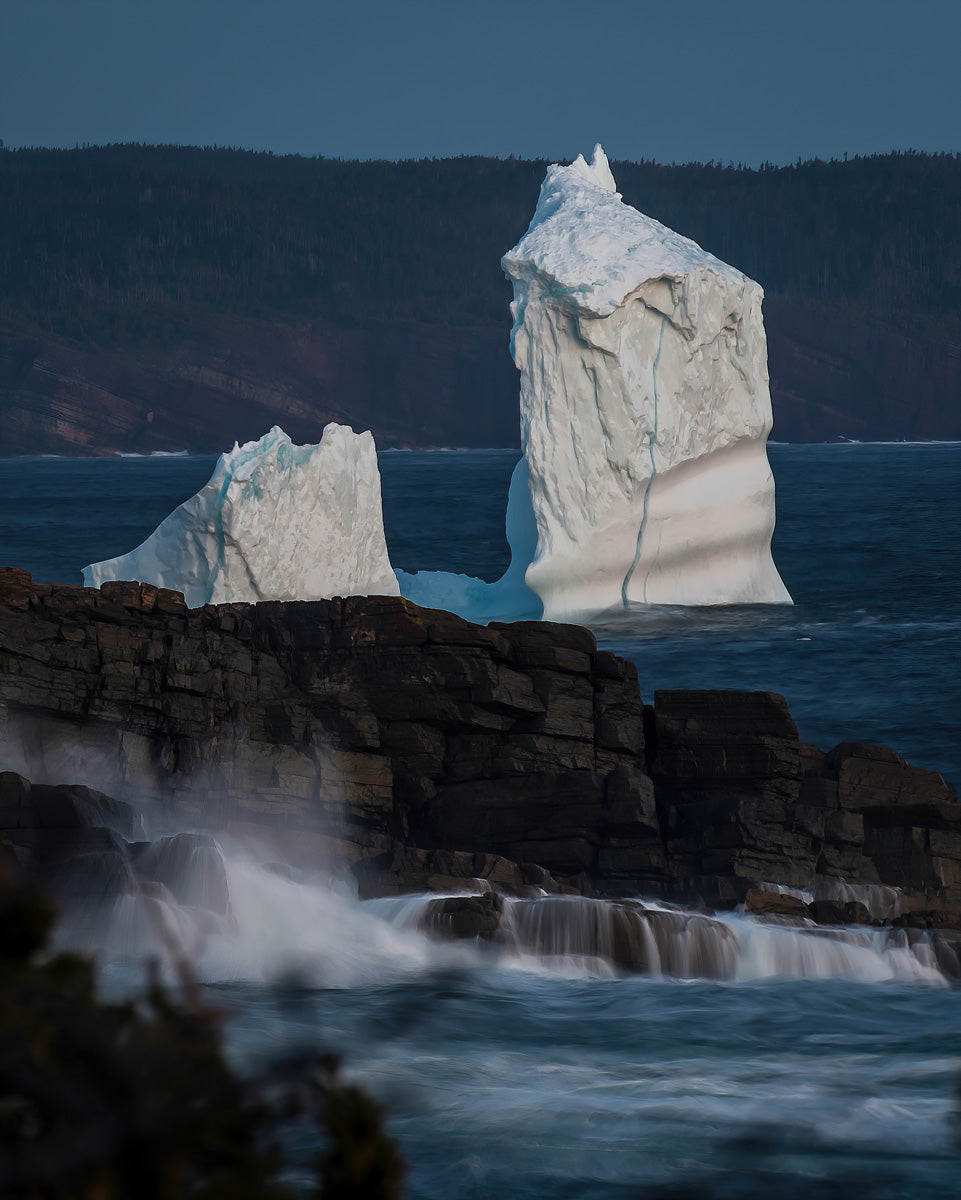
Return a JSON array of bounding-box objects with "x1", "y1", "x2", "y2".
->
[
  {"x1": 83, "y1": 424, "x2": 400, "y2": 607},
  {"x1": 83, "y1": 147, "x2": 790, "y2": 624},
  {"x1": 497, "y1": 143, "x2": 792, "y2": 619}
]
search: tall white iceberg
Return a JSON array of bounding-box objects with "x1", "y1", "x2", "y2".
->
[
  {"x1": 83, "y1": 148, "x2": 791, "y2": 624},
  {"x1": 83, "y1": 424, "x2": 400, "y2": 606},
  {"x1": 498, "y1": 144, "x2": 791, "y2": 619}
]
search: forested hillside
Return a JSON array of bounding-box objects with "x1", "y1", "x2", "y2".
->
[{"x1": 1, "y1": 145, "x2": 959, "y2": 452}]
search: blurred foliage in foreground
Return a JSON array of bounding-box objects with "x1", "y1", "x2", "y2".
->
[{"x1": 0, "y1": 860, "x2": 404, "y2": 1198}]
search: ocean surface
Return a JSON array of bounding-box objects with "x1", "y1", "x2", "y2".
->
[
  {"x1": 3, "y1": 443, "x2": 958, "y2": 783},
  {"x1": 1, "y1": 443, "x2": 960, "y2": 1196}
]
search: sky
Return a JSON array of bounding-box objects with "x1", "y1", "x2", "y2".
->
[{"x1": 2, "y1": 0, "x2": 960, "y2": 166}]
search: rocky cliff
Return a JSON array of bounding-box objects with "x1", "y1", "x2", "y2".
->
[
  {"x1": 0, "y1": 316, "x2": 519, "y2": 455},
  {"x1": 2, "y1": 296, "x2": 960, "y2": 455},
  {"x1": 765, "y1": 300, "x2": 961, "y2": 442},
  {"x1": 1, "y1": 568, "x2": 957, "y2": 929}
]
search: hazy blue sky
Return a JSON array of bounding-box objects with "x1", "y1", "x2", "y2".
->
[{"x1": 3, "y1": 0, "x2": 960, "y2": 165}]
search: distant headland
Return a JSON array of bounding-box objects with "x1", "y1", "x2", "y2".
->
[{"x1": 1, "y1": 144, "x2": 960, "y2": 455}]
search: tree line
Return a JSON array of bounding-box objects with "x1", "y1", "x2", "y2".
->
[{"x1": 1, "y1": 143, "x2": 959, "y2": 346}]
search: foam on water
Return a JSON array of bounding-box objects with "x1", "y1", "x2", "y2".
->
[
  {"x1": 194, "y1": 858, "x2": 460, "y2": 988},
  {"x1": 70, "y1": 849, "x2": 953, "y2": 992},
  {"x1": 77, "y1": 850, "x2": 479, "y2": 991},
  {"x1": 5, "y1": 444, "x2": 961, "y2": 1196}
]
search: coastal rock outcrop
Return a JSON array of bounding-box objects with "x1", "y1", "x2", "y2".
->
[
  {"x1": 0, "y1": 568, "x2": 668, "y2": 896},
  {"x1": 650, "y1": 689, "x2": 810, "y2": 902},
  {"x1": 0, "y1": 568, "x2": 957, "y2": 926}
]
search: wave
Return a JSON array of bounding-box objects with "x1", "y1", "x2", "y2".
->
[{"x1": 71, "y1": 842, "x2": 954, "y2": 992}]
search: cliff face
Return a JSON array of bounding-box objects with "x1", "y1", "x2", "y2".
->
[
  {"x1": 4, "y1": 145, "x2": 960, "y2": 454},
  {"x1": 0, "y1": 316, "x2": 519, "y2": 455},
  {"x1": 766, "y1": 300, "x2": 961, "y2": 442},
  {"x1": 0, "y1": 569, "x2": 666, "y2": 894},
  {"x1": 2, "y1": 296, "x2": 960, "y2": 456},
  {"x1": 0, "y1": 569, "x2": 958, "y2": 924}
]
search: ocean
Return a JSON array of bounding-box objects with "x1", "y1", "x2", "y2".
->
[
  {"x1": 1, "y1": 443, "x2": 960, "y2": 1197},
  {"x1": 4, "y1": 442, "x2": 958, "y2": 782}
]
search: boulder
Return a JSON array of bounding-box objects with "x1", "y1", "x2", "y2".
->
[
  {"x1": 744, "y1": 888, "x2": 809, "y2": 919},
  {"x1": 808, "y1": 899, "x2": 871, "y2": 926},
  {"x1": 421, "y1": 893, "x2": 505, "y2": 940},
  {"x1": 130, "y1": 833, "x2": 230, "y2": 916}
]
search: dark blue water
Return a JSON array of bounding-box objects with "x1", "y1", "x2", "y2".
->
[
  {"x1": 2, "y1": 444, "x2": 958, "y2": 785},
  {"x1": 3, "y1": 444, "x2": 961, "y2": 1198},
  {"x1": 211, "y1": 971, "x2": 961, "y2": 1200}
]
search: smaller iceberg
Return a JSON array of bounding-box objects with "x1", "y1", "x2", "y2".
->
[{"x1": 83, "y1": 425, "x2": 400, "y2": 607}]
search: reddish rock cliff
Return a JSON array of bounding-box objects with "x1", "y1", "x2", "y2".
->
[
  {"x1": 0, "y1": 315, "x2": 519, "y2": 455},
  {"x1": 2, "y1": 298, "x2": 959, "y2": 455}
]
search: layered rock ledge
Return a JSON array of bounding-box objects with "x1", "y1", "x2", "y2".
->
[{"x1": 0, "y1": 568, "x2": 958, "y2": 927}]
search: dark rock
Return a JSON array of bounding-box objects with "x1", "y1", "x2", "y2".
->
[
  {"x1": 651, "y1": 690, "x2": 807, "y2": 903},
  {"x1": 351, "y1": 845, "x2": 565, "y2": 900},
  {"x1": 0, "y1": 772, "x2": 147, "y2": 918},
  {"x1": 50, "y1": 836, "x2": 136, "y2": 909},
  {"x1": 744, "y1": 888, "x2": 809, "y2": 919},
  {"x1": 0, "y1": 772, "x2": 143, "y2": 840},
  {"x1": 130, "y1": 833, "x2": 231, "y2": 915},
  {"x1": 808, "y1": 899, "x2": 871, "y2": 926},
  {"x1": 1, "y1": 575, "x2": 960, "y2": 927},
  {"x1": 421, "y1": 893, "x2": 505, "y2": 940},
  {"x1": 827, "y1": 742, "x2": 957, "y2": 810},
  {"x1": 932, "y1": 933, "x2": 961, "y2": 979}
]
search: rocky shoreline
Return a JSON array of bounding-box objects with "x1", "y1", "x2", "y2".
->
[{"x1": 1, "y1": 566, "x2": 958, "y2": 952}]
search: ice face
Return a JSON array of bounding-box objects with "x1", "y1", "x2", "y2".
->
[
  {"x1": 83, "y1": 424, "x2": 400, "y2": 606},
  {"x1": 83, "y1": 147, "x2": 790, "y2": 624},
  {"x1": 498, "y1": 144, "x2": 792, "y2": 619}
]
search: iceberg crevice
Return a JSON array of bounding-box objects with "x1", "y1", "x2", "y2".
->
[{"x1": 622, "y1": 310, "x2": 667, "y2": 607}]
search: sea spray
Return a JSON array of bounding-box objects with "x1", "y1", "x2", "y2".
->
[{"x1": 47, "y1": 827, "x2": 954, "y2": 989}]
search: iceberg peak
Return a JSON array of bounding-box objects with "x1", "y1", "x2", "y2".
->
[
  {"x1": 504, "y1": 144, "x2": 744, "y2": 321},
  {"x1": 567, "y1": 143, "x2": 618, "y2": 195}
]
